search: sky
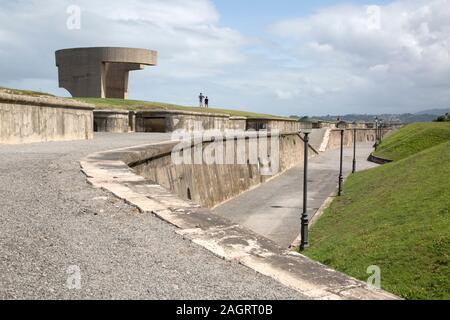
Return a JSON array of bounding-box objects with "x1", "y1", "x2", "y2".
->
[{"x1": 0, "y1": 0, "x2": 449, "y2": 116}]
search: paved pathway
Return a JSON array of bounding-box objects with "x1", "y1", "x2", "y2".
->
[
  {"x1": 213, "y1": 143, "x2": 378, "y2": 248},
  {"x1": 0, "y1": 133, "x2": 306, "y2": 299}
]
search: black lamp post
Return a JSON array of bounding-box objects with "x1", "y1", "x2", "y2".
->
[
  {"x1": 300, "y1": 124, "x2": 312, "y2": 251},
  {"x1": 337, "y1": 121, "x2": 346, "y2": 196},
  {"x1": 352, "y1": 124, "x2": 357, "y2": 174},
  {"x1": 374, "y1": 117, "x2": 379, "y2": 143},
  {"x1": 379, "y1": 119, "x2": 383, "y2": 141}
]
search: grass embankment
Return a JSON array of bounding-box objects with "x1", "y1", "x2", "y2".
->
[
  {"x1": 0, "y1": 86, "x2": 54, "y2": 97},
  {"x1": 374, "y1": 122, "x2": 450, "y2": 161},
  {"x1": 75, "y1": 97, "x2": 290, "y2": 119},
  {"x1": 304, "y1": 123, "x2": 450, "y2": 300},
  {"x1": 0, "y1": 85, "x2": 291, "y2": 119}
]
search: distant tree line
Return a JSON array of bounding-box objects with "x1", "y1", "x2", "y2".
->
[{"x1": 434, "y1": 113, "x2": 450, "y2": 122}]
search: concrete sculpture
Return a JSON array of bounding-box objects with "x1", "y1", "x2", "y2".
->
[{"x1": 55, "y1": 47, "x2": 157, "y2": 99}]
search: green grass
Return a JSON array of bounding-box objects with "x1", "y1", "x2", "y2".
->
[
  {"x1": 374, "y1": 122, "x2": 450, "y2": 161},
  {"x1": 74, "y1": 97, "x2": 291, "y2": 119},
  {"x1": 0, "y1": 86, "x2": 54, "y2": 97},
  {"x1": 1, "y1": 85, "x2": 293, "y2": 119},
  {"x1": 304, "y1": 137, "x2": 450, "y2": 299}
]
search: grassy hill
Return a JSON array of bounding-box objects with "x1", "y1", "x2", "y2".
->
[
  {"x1": 0, "y1": 86, "x2": 290, "y2": 119},
  {"x1": 75, "y1": 97, "x2": 290, "y2": 119},
  {"x1": 304, "y1": 123, "x2": 450, "y2": 300},
  {"x1": 374, "y1": 122, "x2": 450, "y2": 161},
  {"x1": 0, "y1": 86, "x2": 54, "y2": 97}
]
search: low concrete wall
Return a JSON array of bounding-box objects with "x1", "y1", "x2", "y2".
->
[
  {"x1": 135, "y1": 110, "x2": 247, "y2": 133},
  {"x1": 93, "y1": 109, "x2": 307, "y2": 134},
  {"x1": 326, "y1": 128, "x2": 391, "y2": 150},
  {"x1": 367, "y1": 153, "x2": 393, "y2": 164},
  {"x1": 228, "y1": 116, "x2": 247, "y2": 130},
  {"x1": 246, "y1": 118, "x2": 304, "y2": 132},
  {"x1": 0, "y1": 93, "x2": 94, "y2": 144},
  {"x1": 131, "y1": 132, "x2": 317, "y2": 208},
  {"x1": 93, "y1": 110, "x2": 130, "y2": 133},
  {"x1": 315, "y1": 121, "x2": 337, "y2": 129}
]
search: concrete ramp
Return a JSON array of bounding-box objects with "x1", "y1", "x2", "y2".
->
[{"x1": 309, "y1": 128, "x2": 330, "y2": 152}]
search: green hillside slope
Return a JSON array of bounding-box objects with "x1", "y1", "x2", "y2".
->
[
  {"x1": 305, "y1": 128, "x2": 450, "y2": 299},
  {"x1": 374, "y1": 122, "x2": 450, "y2": 161}
]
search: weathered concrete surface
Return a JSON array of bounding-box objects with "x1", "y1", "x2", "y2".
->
[
  {"x1": 135, "y1": 110, "x2": 246, "y2": 133},
  {"x1": 131, "y1": 132, "x2": 318, "y2": 208},
  {"x1": 0, "y1": 92, "x2": 94, "y2": 144},
  {"x1": 80, "y1": 140, "x2": 398, "y2": 300},
  {"x1": 325, "y1": 128, "x2": 392, "y2": 151},
  {"x1": 55, "y1": 47, "x2": 157, "y2": 99},
  {"x1": 213, "y1": 143, "x2": 378, "y2": 248},
  {"x1": 326, "y1": 129, "x2": 376, "y2": 150},
  {"x1": 246, "y1": 118, "x2": 305, "y2": 132},
  {"x1": 93, "y1": 110, "x2": 130, "y2": 133},
  {"x1": 0, "y1": 133, "x2": 306, "y2": 299}
]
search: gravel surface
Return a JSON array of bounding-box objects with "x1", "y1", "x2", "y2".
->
[{"x1": 0, "y1": 133, "x2": 306, "y2": 299}]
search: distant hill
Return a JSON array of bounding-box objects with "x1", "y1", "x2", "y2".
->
[
  {"x1": 307, "y1": 110, "x2": 449, "y2": 123},
  {"x1": 415, "y1": 108, "x2": 450, "y2": 116}
]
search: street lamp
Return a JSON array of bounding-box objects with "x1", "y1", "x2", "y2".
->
[
  {"x1": 373, "y1": 117, "x2": 380, "y2": 150},
  {"x1": 379, "y1": 119, "x2": 383, "y2": 141},
  {"x1": 337, "y1": 121, "x2": 346, "y2": 196},
  {"x1": 352, "y1": 122, "x2": 357, "y2": 174},
  {"x1": 300, "y1": 122, "x2": 313, "y2": 251},
  {"x1": 374, "y1": 117, "x2": 378, "y2": 142}
]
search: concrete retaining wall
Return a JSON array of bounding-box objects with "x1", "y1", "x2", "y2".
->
[
  {"x1": 93, "y1": 109, "x2": 310, "y2": 134},
  {"x1": 135, "y1": 110, "x2": 247, "y2": 133},
  {"x1": 93, "y1": 110, "x2": 130, "y2": 133},
  {"x1": 246, "y1": 118, "x2": 304, "y2": 132},
  {"x1": 131, "y1": 132, "x2": 317, "y2": 208},
  {"x1": 326, "y1": 129, "x2": 391, "y2": 150},
  {"x1": 367, "y1": 153, "x2": 393, "y2": 164},
  {"x1": 0, "y1": 93, "x2": 94, "y2": 144}
]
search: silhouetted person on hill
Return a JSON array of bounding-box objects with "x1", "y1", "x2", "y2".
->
[
  {"x1": 199, "y1": 93, "x2": 204, "y2": 107},
  {"x1": 205, "y1": 96, "x2": 209, "y2": 108}
]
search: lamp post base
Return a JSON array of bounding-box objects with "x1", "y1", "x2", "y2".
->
[{"x1": 300, "y1": 214, "x2": 309, "y2": 251}]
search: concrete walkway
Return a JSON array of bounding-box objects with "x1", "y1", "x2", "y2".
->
[
  {"x1": 213, "y1": 143, "x2": 378, "y2": 248},
  {"x1": 0, "y1": 133, "x2": 306, "y2": 299}
]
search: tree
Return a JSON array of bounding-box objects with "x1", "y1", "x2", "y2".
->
[{"x1": 434, "y1": 114, "x2": 450, "y2": 122}]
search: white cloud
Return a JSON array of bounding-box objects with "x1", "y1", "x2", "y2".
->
[
  {"x1": 0, "y1": 0, "x2": 246, "y2": 96},
  {"x1": 266, "y1": 0, "x2": 450, "y2": 114},
  {"x1": 0, "y1": 0, "x2": 449, "y2": 115}
]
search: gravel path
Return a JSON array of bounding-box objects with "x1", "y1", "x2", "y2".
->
[{"x1": 0, "y1": 133, "x2": 306, "y2": 299}]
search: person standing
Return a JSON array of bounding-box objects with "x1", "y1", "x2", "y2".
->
[
  {"x1": 204, "y1": 96, "x2": 209, "y2": 108},
  {"x1": 199, "y1": 93, "x2": 204, "y2": 107}
]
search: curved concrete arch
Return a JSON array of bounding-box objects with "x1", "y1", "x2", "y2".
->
[{"x1": 55, "y1": 47, "x2": 157, "y2": 99}]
